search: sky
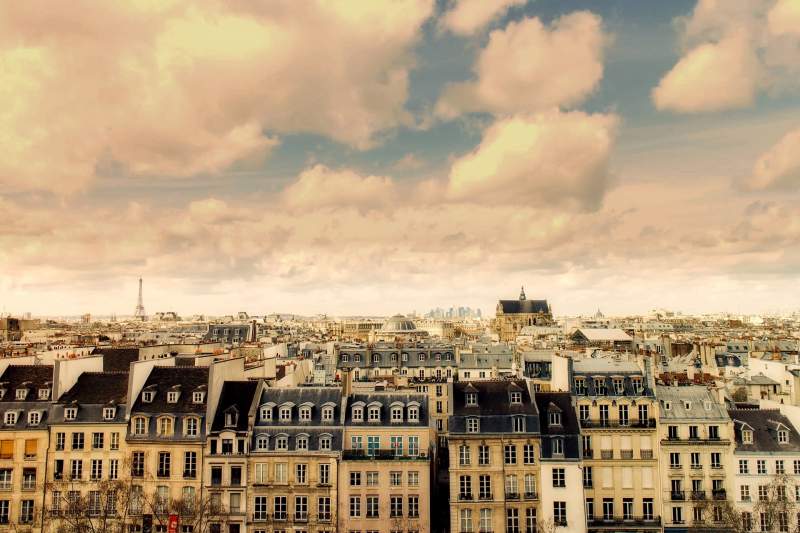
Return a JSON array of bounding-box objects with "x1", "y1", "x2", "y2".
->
[{"x1": 1, "y1": 0, "x2": 800, "y2": 318}]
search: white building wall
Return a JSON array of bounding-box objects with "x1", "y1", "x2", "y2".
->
[{"x1": 539, "y1": 462, "x2": 586, "y2": 533}]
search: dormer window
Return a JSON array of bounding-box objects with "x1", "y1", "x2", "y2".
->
[
  {"x1": 663, "y1": 401, "x2": 672, "y2": 411},
  {"x1": 276, "y1": 436, "x2": 288, "y2": 450},
  {"x1": 255, "y1": 435, "x2": 268, "y2": 450},
  {"x1": 779, "y1": 430, "x2": 789, "y2": 444},
  {"x1": 594, "y1": 378, "x2": 606, "y2": 395},
  {"x1": 132, "y1": 417, "x2": 146, "y2": 435},
  {"x1": 390, "y1": 353, "x2": 398, "y2": 362},
  {"x1": 103, "y1": 407, "x2": 116, "y2": 421},
  {"x1": 158, "y1": 417, "x2": 173, "y2": 436},
  {"x1": 612, "y1": 379, "x2": 624, "y2": 395},
  {"x1": 574, "y1": 379, "x2": 587, "y2": 395},
  {"x1": 320, "y1": 435, "x2": 332, "y2": 451},
  {"x1": 260, "y1": 406, "x2": 273, "y2": 422},
  {"x1": 510, "y1": 392, "x2": 522, "y2": 404},
  {"x1": 28, "y1": 411, "x2": 40, "y2": 426},
  {"x1": 279, "y1": 407, "x2": 292, "y2": 422},
  {"x1": 703, "y1": 400, "x2": 712, "y2": 410},
  {"x1": 296, "y1": 436, "x2": 308, "y2": 450},
  {"x1": 38, "y1": 388, "x2": 50, "y2": 400},
  {"x1": 391, "y1": 406, "x2": 403, "y2": 422},
  {"x1": 683, "y1": 401, "x2": 692, "y2": 410},
  {"x1": 225, "y1": 410, "x2": 238, "y2": 428},
  {"x1": 299, "y1": 406, "x2": 312, "y2": 421},
  {"x1": 743, "y1": 429, "x2": 754, "y2": 444},
  {"x1": 408, "y1": 406, "x2": 419, "y2": 422},
  {"x1": 341, "y1": 354, "x2": 349, "y2": 362},
  {"x1": 321, "y1": 406, "x2": 334, "y2": 422},
  {"x1": 418, "y1": 353, "x2": 426, "y2": 361},
  {"x1": 632, "y1": 378, "x2": 643, "y2": 393},
  {"x1": 142, "y1": 391, "x2": 155, "y2": 403},
  {"x1": 352, "y1": 406, "x2": 364, "y2": 422},
  {"x1": 192, "y1": 391, "x2": 205, "y2": 404},
  {"x1": 185, "y1": 417, "x2": 198, "y2": 437},
  {"x1": 4, "y1": 412, "x2": 17, "y2": 425},
  {"x1": 401, "y1": 353, "x2": 408, "y2": 361},
  {"x1": 368, "y1": 406, "x2": 380, "y2": 422},
  {"x1": 15, "y1": 389, "x2": 27, "y2": 400},
  {"x1": 467, "y1": 417, "x2": 480, "y2": 433},
  {"x1": 372, "y1": 354, "x2": 380, "y2": 363},
  {"x1": 64, "y1": 407, "x2": 77, "y2": 421},
  {"x1": 549, "y1": 411, "x2": 562, "y2": 426},
  {"x1": 353, "y1": 354, "x2": 361, "y2": 363},
  {"x1": 167, "y1": 391, "x2": 180, "y2": 404},
  {"x1": 466, "y1": 392, "x2": 478, "y2": 406},
  {"x1": 513, "y1": 416, "x2": 525, "y2": 433},
  {"x1": 552, "y1": 437, "x2": 564, "y2": 455}
]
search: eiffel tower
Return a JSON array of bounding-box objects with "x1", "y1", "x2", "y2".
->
[{"x1": 134, "y1": 277, "x2": 147, "y2": 321}]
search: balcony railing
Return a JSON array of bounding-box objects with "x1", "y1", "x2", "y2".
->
[
  {"x1": 671, "y1": 491, "x2": 686, "y2": 501},
  {"x1": 641, "y1": 450, "x2": 654, "y2": 459},
  {"x1": 523, "y1": 492, "x2": 538, "y2": 500},
  {"x1": 583, "y1": 448, "x2": 594, "y2": 459},
  {"x1": 343, "y1": 449, "x2": 427, "y2": 461},
  {"x1": 620, "y1": 450, "x2": 633, "y2": 459},
  {"x1": 582, "y1": 419, "x2": 657, "y2": 429},
  {"x1": 459, "y1": 494, "x2": 474, "y2": 501},
  {"x1": 506, "y1": 492, "x2": 520, "y2": 500},
  {"x1": 601, "y1": 450, "x2": 613, "y2": 459},
  {"x1": 712, "y1": 490, "x2": 727, "y2": 500},
  {"x1": 478, "y1": 493, "x2": 493, "y2": 501},
  {"x1": 588, "y1": 517, "x2": 661, "y2": 527},
  {"x1": 691, "y1": 491, "x2": 706, "y2": 501}
]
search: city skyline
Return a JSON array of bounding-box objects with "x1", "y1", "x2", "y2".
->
[{"x1": 2, "y1": 0, "x2": 800, "y2": 316}]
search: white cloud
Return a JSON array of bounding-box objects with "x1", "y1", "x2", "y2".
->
[
  {"x1": 653, "y1": 0, "x2": 800, "y2": 113},
  {"x1": 281, "y1": 165, "x2": 397, "y2": 211},
  {"x1": 436, "y1": 11, "x2": 607, "y2": 118},
  {"x1": 746, "y1": 127, "x2": 800, "y2": 190},
  {"x1": 446, "y1": 111, "x2": 619, "y2": 210},
  {"x1": 0, "y1": 0, "x2": 434, "y2": 194},
  {"x1": 440, "y1": 0, "x2": 526, "y2": 36}
]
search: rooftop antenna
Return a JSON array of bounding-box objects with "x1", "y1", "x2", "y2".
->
[{"x1": 134, "y1": 277, "x2": 147, "y2": 321}]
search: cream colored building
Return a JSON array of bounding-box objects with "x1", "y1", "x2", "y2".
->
[
  {"x1": 339, "y1": 391, "x2": 433, "y2": 533},
  {"x1": 448, "y1": 380, "x2": 543, "y2": 533},
  {"x1": 572, "y1": 359, "x2": 662, "y2": 533}
]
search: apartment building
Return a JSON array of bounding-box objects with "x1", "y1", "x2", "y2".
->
[
  {"x1": 127, "y1": 366, "x2": 209, "y2": 528},
  {"x1": 46, "y1": 371, "x2": 129, "y2": 530},
  {"x1": 572, "y1": 359, "x2": 662, "y2": 533},
  {"x1": 729, "y1": 408, "x2": 800, "y2": 533},
  {"x1": 206, "y1": 380, "x2": 260, "y2": 533},
  {"x1": 535, "y1": 392, "x2": 586, "y2": 533},
  {"x1": 339, "y1": 391, "x2": 433, "y2": 533},
  {"x1": 657, "y1": 385, "x2": 734, "y2": 532},
  {"x1": 0, "y1": 365, "x2": 53, "y2": 530},
  {"x1": 248, "y1": 387, "x2": 342, "y2": 533},
  {"x1": 448, "y1": 380, "x2": 542, "y2": 533},
  {"x1": 336, "y1": 341, "x2": 457, "y2": 382}
]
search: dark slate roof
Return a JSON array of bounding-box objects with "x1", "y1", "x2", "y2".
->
[
  {"x1": 729, "y1": 409, "x2": 800, "y2": 453},
  {"x1": 345, "y1": 392, "x2": 429, "y2": 426},
  {"x1": 450, "y1": 380, "x2": 540, "y2": 435},
  {"x1": 211, "y1": 380, "x2": 259, "y2": 432},
  {"x1": 58, "y1": 372, "x2": 129, "y2": 405},
  {"x1": 92, "y1": 347, "x2": 140, "y2": 372},
  {"x1": 0, "y1": 365, "x2": 53, "y2": 401},
  {"x1": 131, "y1": 366, "x2": 208, "y2": 414},
  {"x1": 535, "y1": 393, "x2": 580, "y2": 435},
  {"x1": 257, "y1": 387, "x2": 343, "y2": 424},
  {"x1": 498, "y1": 299, "x2": 550, "y2": 314},
  {"x1": 252, "y1": 428, "x2": 344, "y2": 452}
]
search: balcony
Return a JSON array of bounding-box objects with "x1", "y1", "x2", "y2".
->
[
  {"x1": 478, "y1": 493, "x2": 493, "y2": 501},
  {"x1": 583, "y1": 448, "x2": 594, "y2": 459},
  {"x1": 524, "y1": 492, "x2": 538, "y2": 500},
  {"x1": 253, "y1": 512, "x2": 269, "y2": 522},
  {"x1": 691, "y1": 491, "x2": 706, "y2": 501},
  {"x1": 640, "y1": 450, "x2": 654, "y2": 460},
  {"x1": 712, "y1": 490, "x2": 727, "y2": 500},
  {"x1": 671, "y1": 491, "x2": 686, "y2": 501},
  {"x1": 601, "y1": 450, "x2": 613, "y2": 460},
  {"x1": 582, "y1": 419, "x2": 657, "y2": 430},
  {"x1": 620, "y1": 450, "x2": 633, "y2": 459},
  {"x1": 506, "y1": 492, "x2": 520, "y2": 500},
  {"x1": 588, "y1": 517, "x2": 661, "y2": 528},
  {"x1": 319, "y1": 513, "x2": 332, "y2": 522},
  {"x1": 459, "y1": 494, "x2": 474, "y2": 501},
  {"x1": 294, "y1": 512, "x2": 308, "y2": 522},
  {"x1": 343, "y1": 449, "x2": 427, "y2": 461}
]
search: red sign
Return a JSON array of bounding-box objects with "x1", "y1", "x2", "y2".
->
[{"x1": 168, "y1": 515, "x2": 179, "y2": 533}]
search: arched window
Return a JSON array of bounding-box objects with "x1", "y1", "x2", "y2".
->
[
  {"x1": 368, "y1": 406, "x2": 381, "y2": 422},
  {"x1": 352, "y1": 406, "x2": 364, "y2": 422},
  {"x1": 132, "y1": 417, "x2": 146, "y2": 435},
  {"x1": 260, "y1": 406, "x2": 272, "y2": 422},
  {"x1": 320, "y1": 435, "x2": 332, "y2": 451},
  {"x1": 256, "y1": 435, "x2": 269, "y2": 450},
  {"x1": 391, "y1": 406, "x2": 403, "y2": 422},
  {"x1": 299, "y1": 406, "x2": 312, "y2": 421},
  {"x1": 408, "y1": 406, "x2": 419, "y2": 422},
  {"x1": 296, "y1": 436, "x2": 309, "y2": 450},
  {"x1": 321, "y1": 406, "x2": 334, "y2": 422},
  {"x1": 276, "y1": 436, "x2": 288, "y2": 450}
]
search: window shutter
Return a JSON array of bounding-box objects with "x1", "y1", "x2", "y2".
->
[
  {"x1": 0, "y1": 440, "x2": 13, "y2": 458},
  {"x1": 642, "y1": 467, "x2": 653, "y2": 488},
  {"x1": 25, "y1": 439, "x2": 37, "y2": 456}
]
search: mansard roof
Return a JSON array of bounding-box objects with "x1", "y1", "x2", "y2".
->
[
  {"x1": 58, "y1": 372, "x2": 129, "y2": 405},
  {"x1": 211, "y1": 380, "x2": 259, "y2": 432},
  {"x1": 132, "y1": 366, "x2": 208, "y2": 414}
]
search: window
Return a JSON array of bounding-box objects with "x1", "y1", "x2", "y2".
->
[
  {"x1": 274, "y1": 496, "x2": 287, "y2": 520},
  {"x1": 19, "y1": 500, "x2": 33, "y2": 524},
  {"x1": 711, "y1": 452, "x2": 722, "y2": 468},
  {"x1": 511, "y1": 391, "x2": 522, "y2": 404},
  {"x1": 779, "y1": 430, "x2": 789, "y2": 444},
  {"x1": 366, "y1": 496, "x2": 379, "y2": 518},
  {"x1": 299, "y1": 406, "x2": 312, "y2": 421},
  {"x1": 479, "y1": 475, "x2": 492, "y2": 499},
  {"x1": 670, "y1": 452, "x2": 681, "y2": 468},
  {"x1": 193, "y1": 391, "x2": 204, "y2": 403},
  {"x1": 691, "y1": 452, "x2": 701, "y2": 469},
  {"x1": 479, "y1": 445, "x2": 490, "y2": 465},
  {"x1": 507, "y1": 508, "x2": 520, "y2": 533},
  {"x1": 319, "y1": 496, "x2": 332, "y2": 521},
  {"x1": 295, "y1": 463, "x2": 307, "y2": 484},
  {"x1": 72, "y1": 433, "x2": 85, "y2": 450},
  {"x1": 408, "y1": 405, "x2": 419, "y2": 421},
  {"x1": 408, "y1": 495, "x2": 419, "y2": 518},
  {"x1": 167, "y1": 391, "x2": 179, "y2": 403},
  {"x1": 460, "y1": 508, "x2": 473, "y2": 532},
  {"x1": 504, "y1": 444, "x2": 517, "y2": 465},
  {"x1": 709, "y1": 425, "x2": 719, "y2": 439},
  {"x1": 352, "y1": 407, "x2": 364, "y2": 422},
  {"x1": 409, "y1": 435, "x2": 419, "y2": 456},
  {"x1": 275, "y1": 463, "x2": 288, "y2": 483},
  {"x1": 673, "y1": 506, "x2": 683, "y2": 524},
  {"x1": 254, "y1": 496, "x2": 268, "y2": 521},
  {"x1": 579, "y1": 404, "x2": 589, "y2": 421},
  {"x1": 552, "y1": 468, "x2": 565, "y2": 488},
  {"x1": 513, "y1": 416, "x2": 525, "y2": 432},
  {"x1": 466, "y1": 392, "x2": 478, "y2": 406},
  {"x1": 322, "y1": 406, "x2": 334, "y2": 422},
  {"x1": 505, "y1": 474, "x2": 518, "y2": 498},
  {"x1": 460, "y1": 475, "x2": 473, "y2": 499},
  {"x1": 643, "y1": 498, "x2": 654, "y2": 520},
  {"x1": 368, "y1": 406, "x2": 381, "y2": 422},
  {"x1": 320, "y1": 435, "x2": 332, "y2": 451},
  {"x1": 4, "y1": 411, "x2": 19, "y2": 425},
  {"x1": 55, "y1": 432, "x2": 65, "y2": 451},
  {"x1": 757, "y1": 460, "x2": 767, "y2": 474},
  {"x1": 158, "y1": 417, "x2": 173, "y2": 436},
  {"x1": 132, "y1": 452, "x2": 145, "y2": 477},
  {"x1": 602, "y1": 499, "x2": 614, "y2": 520},
  {"x1": 296, "y1": 436, "x2": 308, "y2": 451},
  {"x1": 523, "y1": 444, "x2": 535, "y2": 464},
  {"x1": 276, "y1": 436, "x2": 288, "y2": 450},
  {"x1": 599, "y1": 404, "x2": 609, "y2": 424},
  {"x1": 480, "y1": 509, "x2": 493, "y2": 532},
  {"x1": 91, "y1": 459, "x2": 103, "y2": 480},
  {"x1": 294, "y1": 495, "x2": 308, "y2": 521},
  {"x1": 408, "y1": 470, "x2": 419, "y2": 486},
  {"x1": 391, "y1": 471, "x2": 402, "y2": 486},
  {"x1": 158, "y1": 452, "x2": 171, "y2": 477},
  {"x1": 618, "y1": 404, "x2": 629, "y2": 426},
  {"x1": 28, "y1": 412, "x2": 40, "y2": 426},
  {"x1": 280, "y1": 407, "x2": 292, "y2": 421},
  {"x1": 583, "y1": 466, "x2": 593, "y2": 488},
  {"x1": 740, "y1": 459, "x2": 750, "y2": 474},
  {"x1": 142, "y1": 391, "x2": 154, "y2": 403},
  {"x1": 639, "y1": 403, "x2": 649, "y2": 422},
  {"x1": 467, "y1": 418, "x2": 480, "y2": 433},
  {"x1": 368, "y1": 435, "x2": 380, "y2": 456},
  {"x1": 92, "y1": 432, "x2": 104, "y2": 449},
  {"x1": 319, "y1": 463, "x2": 330, "y2": 485},
  {"x1": 184, "y1": 451, "x2": 197, "y2": 478},
  {"x1": 350, "y1": 496, "x2": 361, "y2": 518},
  {"x1": 552, "y1": 438, "x2": 563, "y2": 455},
  {"x1": 460, "y1": 445, "x2": 471, "y2": 466},
  {"x1": 70, "y1": 459, "x2": 83, "y2": 480},
  {"x1": 741, "y1": 484, "x2": 751, "y2": 501},
  {"x1": 132, "y1": 417, "x2": 146, "y2": 435},
  {"x1": 553, "y1": 502, "x2": 566, "y2": 526}
]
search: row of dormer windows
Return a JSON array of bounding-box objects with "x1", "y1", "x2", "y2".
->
[
  {"x1": 254, "y1": 434, "x2": 333, "y2": 452},
  {"x1": 465, "y1": 390, "x2": 523, "y2": 406},
  {"x1": 130, "y1": 415, "x2": 201, "y2": 437},
  {"x1": 3, "y1": 410, "x2": 44, "y2": 426},
  {"x1": 259, "y1": 404, "x2": 336, "y2": 423},
  {"x1": 341, "y1": 352, "x2": 453, "y2": 363},
  {"x1": 141, "y1": 389, "x2": 205, "y2": 404},
  {"x1": 574, "y1": 377, "x2": 644, "y2": 395},
  {"x1": 0, "y1": 387, "x2": 51, "y2": 401},
  {"x1": 351, "y1": 404, "x2": 419, "y2": 423}
]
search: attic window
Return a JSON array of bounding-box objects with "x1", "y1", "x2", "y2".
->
[
  {"x1": 549, "y1": 411, "x2": 562, "y2": 426},
  {"x1": 142, "y1": 391, "x2": 155, "y2": 403},
  {"x1": 663, "y1": 401, "x2": 672, "y2": 411},
  {"x1": 466, "y1": 392, "x2": 478, "y2": 406},
  {"x1": 225, "y1": 411, "x2": 238, "y2": 428},
  {"x1": 167, "y1": 392, "x2": 180, "y2": 404},
  {"x1": 368, "y1": 406, "x2": 381, "y2": 422},
  {"x1": 64, "y1": 407, "x2": 77, "y2": 421},
  {"x1": 743, "y1": 429, "x2": 753, "y2": 444},
  {"x1": 38, "y1": 388, "x2": 50, "y2": 400},
  {"x1": 510, "y1": 392, "x2": 522, "y2": 404},
  {"x1": 408, "y1": 406, "x2": 419, "y2": 422},
  {"x1": 704, "y1": 400, "x2": 712, "y2": 410},
  {"x1": 352, "y1": 406, "x2": 363, "y2": 422},
  {"x1": 103, "y1": 407, "x2": 116, "y2": 421},
  {"x1": 4, "y1": 412, "x2": 17, "y2": 425},
  {"x1": 28, "y1": 411, "x2": 40, "y2": 426},
  {"x1": 632, "y1": 378, "x2": 643, "y2": 392},
  {"x1": 260, "y1": 406, "x2": 273, "y2": 421},
  {"x1": 467, "y1": 417, "x2": 480, "y2": 433},
  {"x1": 612, "y1": 379, "x2": 624, "y2": 394},
  {"x1": 391, "y1": 406, "x2": 403, "y2": 423},
  {"x1": 299, "y1": 406, "x2": 312, "y2": 421},
  {"x1": 15, "y1": 389, "x2": 27, "y2": 400},
  {"x1": 779, "y1": 430, "x2": 789, "y2": 444},
  {"x1": 321, "y1": 406, "x2": 334, "y2": 422},
  {"x1": 683, "y1": 401, "x2": 692, "y2": 410},
  {"x1": 279, "y1": 407, "x2": 291, "y2": 422}
]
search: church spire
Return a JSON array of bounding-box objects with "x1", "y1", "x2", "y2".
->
[{"x1": 519, "y1": 286, "x2": 526, "y2": 300}]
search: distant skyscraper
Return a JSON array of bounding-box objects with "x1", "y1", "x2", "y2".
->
[{"x1": 134, "y1": 277, "x2": 146, "y2": 321}]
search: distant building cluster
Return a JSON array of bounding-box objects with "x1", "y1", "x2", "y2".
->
[{"x1": 1, "y1": 288, "x2": 800, "y2": 533}]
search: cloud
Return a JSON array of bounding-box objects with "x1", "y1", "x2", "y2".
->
[
  {"x1": 653, "y1": 0, "x2": 800, "y2": 113},
  {"x1": 0, "y1": 0, "x2": 434, "y2": 194},
  {"x1": 446, "y1": 111, "x2": 618, "y2": 210},
  {"x1": 745, "y1": 127, "x2": 800, "y2": 190},
  {"x1": 436, "y1": 11, "x2": 607, "y2": 118},
  {"x1": 281, "y1": 165, "x2": 397, "y2": 211},
  {"x1": 440, "y1": 0, "x2": 526, "y2": 36}
]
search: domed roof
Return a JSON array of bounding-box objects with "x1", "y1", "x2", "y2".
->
[{"x1": 380, "y1": 314, "x2": 417, "y2": 332}]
